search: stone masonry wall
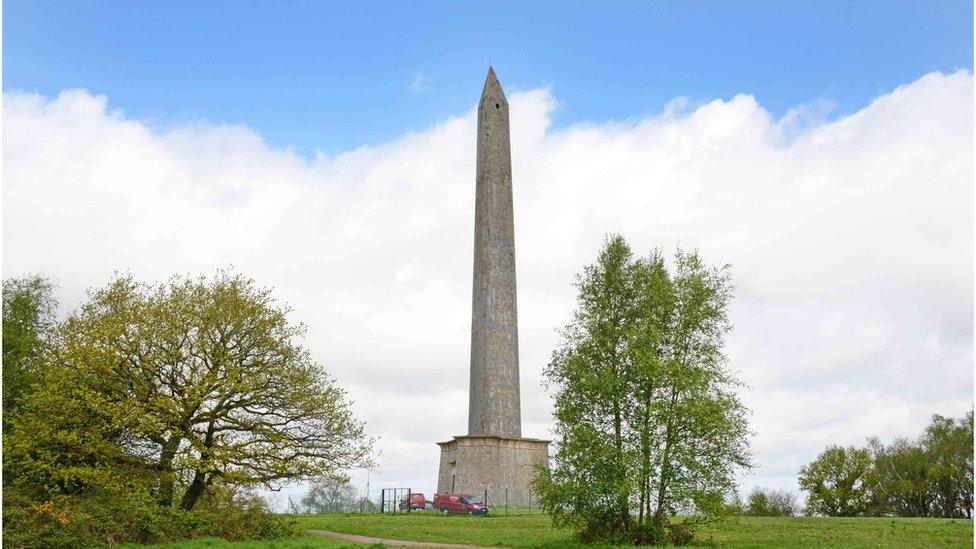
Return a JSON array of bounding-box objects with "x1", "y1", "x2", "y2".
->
[{"x1": 436, "y1": 435, "x2": 549, "y2": 509}]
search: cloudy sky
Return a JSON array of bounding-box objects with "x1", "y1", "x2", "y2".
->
[{"x1": 3, "y1": 2, "x2": 973, "y2": 506}]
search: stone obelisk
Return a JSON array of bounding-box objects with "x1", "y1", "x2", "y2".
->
[
  {"x1": 436, "y1": 68, "x2": 549, "y2": 509},
  {"x1": 468, "y1": 66, "x2": 521, "y2": 439}
]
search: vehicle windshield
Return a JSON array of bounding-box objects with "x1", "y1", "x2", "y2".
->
[{"x1": 461, "y1": 496, "x2": 482, "y2": 504}]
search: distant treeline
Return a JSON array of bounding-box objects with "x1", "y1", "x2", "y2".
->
[{"x1": 798, "y1": 411, "x2": 973, "y2": 518}]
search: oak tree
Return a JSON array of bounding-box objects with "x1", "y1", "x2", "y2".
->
[{"x1": 33, "y1": 272, "x2": 372, "y2": 510}]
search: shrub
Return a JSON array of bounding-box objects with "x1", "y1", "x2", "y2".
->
[
  {"x1": 1, "y1": 487, "x2": 297, "y2": 548},
  {"x1": 194, "y1": 486, "x2": 301, "y2": 541}
]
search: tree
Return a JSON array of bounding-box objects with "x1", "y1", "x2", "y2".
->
[
  {"x1": 867, "y1": 437, "x2": 933, "y2": 517},
  {"x1": 812, "y1": 411, "x2": 975, "y2": 519},
  {"x1": 639, "y1": 249, "x2": 749, "y2": 525},
  {"x1": 2, "y1": 275, "x2": 57, "y2": 420},
  {"x1": 744, "y1": 487, "x2": 799, "y2": 517},
  {"x1": 22, "y1": 272, "x2": 373, "y2": 511},
  {"x1": 533, "y1": 236, "x2": 750, "y2": 545},
  {"x1": 920, "y1": 412, "x2": 973, "y2": 518},
  {"x1": 798, "y1": 445, "x2": 872, "y2": 516},
  {"x1": 4, "y1": 275, "x2": 163, "y2": 547},
  {"x1": 299, "y1": 477, "x2": 359, "y2": 513}
]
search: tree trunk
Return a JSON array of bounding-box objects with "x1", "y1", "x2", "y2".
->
[
  {"x1": 180, "y1": 422, "x2": 216, "y2": 511},
  {"x1": 654, "y1": 388, "x2": 679, "y2": 519},
  {"x1": 179, "y1": 469, "x2": 208, "y2": 511},
  {"x1": 638, "y1": 380, "x2": 654, "y2": 525},
  {"x1": 156, "y1": 435, "x2": 182, "y2": 507},
  {"x1": 612, "y1": 384, "x2": 630, "y2": 527}
]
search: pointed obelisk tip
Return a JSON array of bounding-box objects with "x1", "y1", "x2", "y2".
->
[{"x1": 482, "y1": 65, "x2": 504, "y2": 100}]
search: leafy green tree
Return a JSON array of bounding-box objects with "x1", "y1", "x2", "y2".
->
[
  {"x1": 745, "y1": 487, "x2": 799, "y2": 516},
  {"x1": 640, "y1": 249, "x2": 749, "y2": 525},
  {"x1": 745, "y1": 489, "x2": 770, "y2": 516},
  {"x1": 866, "y1": 437, "x2": 933, "y2": 517},
  {"x1": 920, "y1": 412, "x2": 973, "y2": 518},
  {"x1": 2, "y1": 275, "x2": 57, "y2": 419},
  {"x1": 535, "y1": 235, "x2": 639, "y2": 539},
  {"x1": 11, "y1": 272, "x2": 372, "y2": 512},
  {"x1": 798, "y1": 445, "x2": 872, "y2": 516},
  {"x1": 823, "y1": 411, "x2": 974, "y2": 519},
  {"x1": 534, "y1": 235, "x2": 750, "y2": 545},
  {"x1": 4, "y1": 276, "x2": 161, "y2": 548}
]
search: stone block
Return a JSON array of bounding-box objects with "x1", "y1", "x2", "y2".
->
[{"x1": 436, "y1": 435, "x2": 550, "y2": 509}]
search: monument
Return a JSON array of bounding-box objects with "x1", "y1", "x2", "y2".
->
[{"x1": 435, "y1": 67, "x2": 550, "y2": 509}]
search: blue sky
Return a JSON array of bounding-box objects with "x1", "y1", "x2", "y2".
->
[{"x1": 4, "y1": 1, "x2": 972, "y2": 155}]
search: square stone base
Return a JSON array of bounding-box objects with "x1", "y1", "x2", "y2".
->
[{"x1": 436, "y1": 435, "x2": 550, "y2": 509}]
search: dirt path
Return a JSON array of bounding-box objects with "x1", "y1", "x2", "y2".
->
[{"x1": 308, "y1": 529, "x2": 503, "y2": 548}]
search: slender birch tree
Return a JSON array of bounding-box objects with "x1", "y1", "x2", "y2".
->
[{"x1": 534, "y1": 235, "x2": 750, "y2": 545}]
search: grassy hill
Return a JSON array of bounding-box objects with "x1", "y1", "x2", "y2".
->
[{"x1": 139, "y1": 512, "x2": 973, "y2": 548}]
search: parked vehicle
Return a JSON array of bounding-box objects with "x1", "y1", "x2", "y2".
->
[
  {"x1": 398, "y1": 492, "x2": 431, "y2": 510},
  {"x1": 432, "y1": 493, "x2": 488, "y2": 515}
]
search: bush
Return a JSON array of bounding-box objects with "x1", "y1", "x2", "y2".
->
[
  {"x1": 194, "y1": 486, "x2": 301, "y2": 541},
  {"x1": 1, "y1": 487, "x2": 298, "y2": 548},
  {"x1": 3, "y1": 491, "x2": 172, "y2": 548},
  {"x1": 574, "y1": 513, "x2": 698, "y2": 546}
]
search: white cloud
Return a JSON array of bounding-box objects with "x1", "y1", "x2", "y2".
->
[{"x1": 4, "y1": 70, "x2": 972, "y2": 505}]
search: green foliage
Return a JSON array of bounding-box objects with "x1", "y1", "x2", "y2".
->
[
  {"x1": 2, "y1": 271, "x2": 372, "y2": 546},
  {"x1": 2, "y1": 275, "x2": 57, "y2": 422},
  {"x1": 867, "y1": 438, "x2": 934, "y2": 517},
  {"x1": 192, "y1": 487, "x2": 302, "y2": 541},
  {"x1": 799, "y1": 445, "x2": 872, "y2": 517},
  {"x1": 44, "y1": 271, "x2": 371, "y2": 510},
  {"x1": 920, "y1": 411, "x2": 973, "y2": 518},
  {"x1": 533, "y1": 235, "x2": 751, "y2": 545},
  {"x1": 2, "y1": 487, "x2": 299, "y2": 548},
  {"x1": 744, "y1": 488, "x2": 799, "y2": 517},
  {"x1": 865, "y1": 411, "x2": 973, "y2": 518},
  {"x1": 801, "y1": 412, "x2": 973, "y2": 518}
]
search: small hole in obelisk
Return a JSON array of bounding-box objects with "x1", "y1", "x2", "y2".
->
[{"x1": 495, "y1": 103, "x2": 499, "y2": 109}]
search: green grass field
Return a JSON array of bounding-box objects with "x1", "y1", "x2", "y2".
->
[
  {"x1": 139, "y1": 512, "x2": 974, "y2": 548},
  {"x1": 129, "y1": 539, "x2": 361, "y2": 549}
]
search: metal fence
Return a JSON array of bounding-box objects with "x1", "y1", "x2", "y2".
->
[
  {"x1": 474, "y1": 486, "x2": 542, "y2": 515},
  {"x1": 379, "y1": 487, "x2": 413, "y2": 514}
]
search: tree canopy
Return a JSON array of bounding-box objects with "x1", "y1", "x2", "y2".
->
[
  {"x1": 2, "y1": 275, "x2": 57, "y2": 421},
  {"x1": 800, "y1": 411, "x2": 973, "y2": 518},
  {"x1": 533, "y1": 235, "x2": 750, "y2": 545},
  {"x1": 798, "y1": 445, "x2": 873, "y2": 517},
  {"x1": 3, "y1": 272, "x2": 373, "y2": 545}
]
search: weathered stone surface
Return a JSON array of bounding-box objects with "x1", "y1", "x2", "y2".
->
[
  {"x1": 469, "y1": 66, "x2": 521, "y2": 438},
  {"x1": 436, "y1": 68, "x2": 549, "y2": 509},
  {"x1": 436, "y1": 436, "x2": 549, "y2": 509}
]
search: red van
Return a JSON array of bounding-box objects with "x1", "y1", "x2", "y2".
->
[
  {"x1": 398, "y1": 493, "x2": 431, "y2": 510},
  {"x1": 432, "y1": 493, "x2": 488, "y2": 515}
]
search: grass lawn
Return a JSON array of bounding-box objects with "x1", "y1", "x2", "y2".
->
[
  {"x1": 295, "y1": 512, "x2": 973, "y2": 548},
  {"x1": 129, "y1": 536, "x2": 365, "y2": 549},
  {"x1": 139, "y1": 512, "x2": 974, "y2": 548}
]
